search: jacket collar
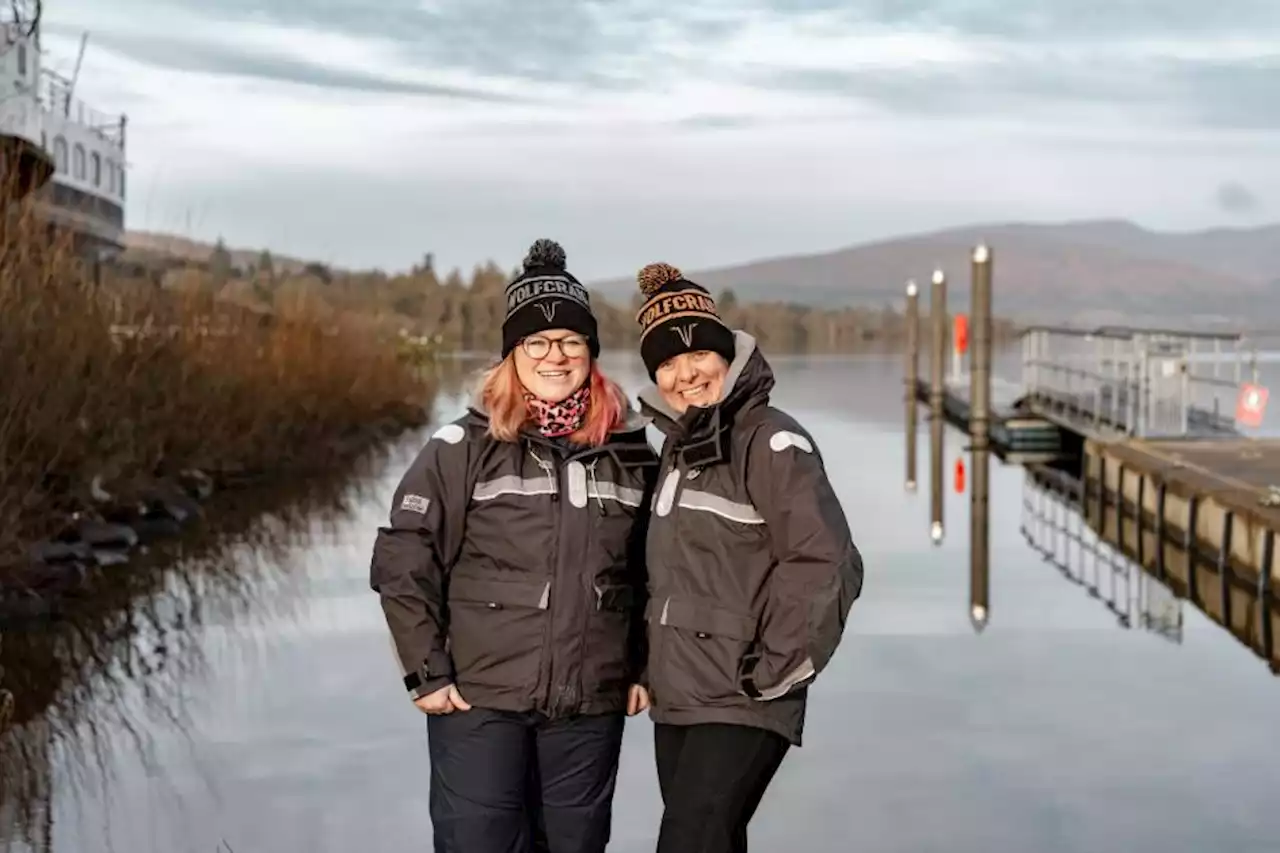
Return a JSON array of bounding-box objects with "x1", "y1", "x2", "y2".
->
[
  {"x1": 465, "y1": 392, "x2": 656, "y2": 467},
  {"x1": 636, "y1": 330, "x2": 775, "y2": 469}
]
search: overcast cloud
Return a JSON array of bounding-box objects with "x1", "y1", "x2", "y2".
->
[{"x1": 42, "y1": 0, "x2": 1280, "y2": 279}]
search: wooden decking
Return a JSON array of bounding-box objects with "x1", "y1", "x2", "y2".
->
[
  {"x1": 1116, "y1": 439, "x2": 1280, "y2": 512},
  {"x1": 1088, "y1": 437, "x2": 1280, "y2": 556}
]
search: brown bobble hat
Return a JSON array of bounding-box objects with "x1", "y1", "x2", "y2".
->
[{"x1": 634, "y1": 262, "x2": 735, "y2": 379}]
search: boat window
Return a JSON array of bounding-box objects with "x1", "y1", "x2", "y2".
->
[
  {"x1": 91, "y1": 152, "x2": 101, "y2": 186},
  {"x1": 53, "y1": 136, "x2": 67, "y2": 171},
  {"x1": 73, "y1": 143, "x2": 85, "y2": 179}
]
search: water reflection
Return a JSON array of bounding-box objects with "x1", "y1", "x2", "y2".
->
[
  {"x1": 909, "y1": 323, "x2": 1280, "y2": 677},
  {"x1": 1020, "y1": 467, "x2": 1185, "y2": 641},
  {"x1": 0, "y1": 363, "x2": 481, "y2": 853},
  {"x1": 900, "y1": 244, "x2": 1280, "y2": 675},
  {"x1": 5, "y1": 347, "x2": 1280, "y2": 852},
  {"x1": 916, "y1": 388, "x2": 1280, "y2": 675},
  {"x1": 0, "y1": 448, "x2": 392, "y2": 852},
  {"x1": 1021, "y1": 464, "x2": 1280, "y2": 675}
]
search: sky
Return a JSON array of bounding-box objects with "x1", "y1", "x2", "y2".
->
[{"x1": 40, "y1": 0, "x2": 1280, "y2": 281}]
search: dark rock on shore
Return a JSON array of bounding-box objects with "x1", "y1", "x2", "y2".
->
[{"x1": 0, "y1": 468, "x2": 216, "y2": 628}]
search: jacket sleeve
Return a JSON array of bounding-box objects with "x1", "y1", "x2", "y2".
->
[
  {"x1": 369, "y1": 420, "x2": 471, "y2": 700},
  {"x1": 740, "y1": 419, "x2": 863, "y2": 701},
  {"x1": 626, "y1": 458, "x2": 660, "y2": 688}
]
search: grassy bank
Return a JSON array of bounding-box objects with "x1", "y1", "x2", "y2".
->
[{"x1": 0, "y1": 206, "x2": 432, "y2": 577}]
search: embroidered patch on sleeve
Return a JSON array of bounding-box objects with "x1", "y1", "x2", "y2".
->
[{"x1": 400, "y1": 494, "x2": 430, "y2": 514}]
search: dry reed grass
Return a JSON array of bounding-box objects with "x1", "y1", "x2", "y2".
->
[{"x1": 0, "y1": 195, "x2": 430, "y2": 565}]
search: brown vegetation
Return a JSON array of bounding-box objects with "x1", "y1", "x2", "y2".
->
[
  {"x1": 4, "y1": 213, "x2": 1014, "y2": 570},
  {"x1": 0, "y1": 209, "x2": 431, "y2": 570},
  {"x1": 120, "y1": 235, "x2": 1016, "y2": 358}
]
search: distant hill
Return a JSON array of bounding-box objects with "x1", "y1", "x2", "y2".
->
[
  {"x1": 124, "y1": 219, "x2": 1280, "y2": 331},
  {"x1": 996, "y1": 219, "x2": 1280, "y2": 283},
  {"x1": 588, "y1": 219, "x2": 1280, "y2": 330}
]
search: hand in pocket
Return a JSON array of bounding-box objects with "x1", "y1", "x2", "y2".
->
[
  {"x1": 626, "y1": 684, "x2": 650, "y2": 716},
  {"x1": 413, "y1": 683, "x2": 474, "y2": 715}
]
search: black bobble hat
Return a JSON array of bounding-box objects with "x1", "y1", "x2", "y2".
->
[
  {"x1": 501, "y1": 238, "x2": 600, "y2": 359},
  {"x1": 634, "y1": 262, "x2": 735, "y2": 379}
]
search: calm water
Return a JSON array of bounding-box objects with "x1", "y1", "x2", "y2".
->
[{"x1": 3, "y1": 351, "x2": 1279, "y2": 853}]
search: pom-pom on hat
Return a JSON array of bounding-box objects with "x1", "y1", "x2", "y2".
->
[
  {"x1": 502, "y1": 238, "x2": 599, "y2": 359},
  {"x1": 634, "y1": 261, "x2": 735, "y2": 379}
]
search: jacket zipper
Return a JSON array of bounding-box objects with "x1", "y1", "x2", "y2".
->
[
  {"x1": 530, "y1": 437, "x2": 636, "y2": 716},
  {"x1": 651, "y1": 446, "x2": 685, "y2": 706},
  {"x1": 530, "y1": 446, "x2": 560, "y2": 716},
  {"x1": 568, "y1": 440, "x2": 651, "y2": 709},
  {"x1": 575, "y1": 447, "x2": 605, "y2": 711}
]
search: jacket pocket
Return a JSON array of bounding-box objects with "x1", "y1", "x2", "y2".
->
[
  {"x1": 582, "y1": 582, "x2": 635, "y2": 696},
  {"x1": 447, "y1": 575, "x2": 549, "y2": 690},
  {"x1": 654, "y1": 596, "x2": 758, "y2": 707}
]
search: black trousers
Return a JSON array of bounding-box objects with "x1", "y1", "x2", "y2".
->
[
  {"x1": 653, "y1": 722, "x2": 790, "y2": 853},
  {"x1": 427, "y1": 707, "x2": 625, "y2": 853}
]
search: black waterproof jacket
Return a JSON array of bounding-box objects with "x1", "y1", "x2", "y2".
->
[
  {"x1": 636, "y1": 331, "x2": 864, "y2": 745},
  {"x1": 370, "y1": 401, "x2": 660, "y2": 717}
]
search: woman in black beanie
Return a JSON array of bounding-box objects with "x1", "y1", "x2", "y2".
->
[
  {"x1": 632, "y1": 262, "x2": 864, "y2": 853},
  {"x1": 371, "y1": 240, "x2": 659, "y2": 853}
]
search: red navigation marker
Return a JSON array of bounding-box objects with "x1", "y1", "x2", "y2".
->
[
  {"x1": 954, "y1": 456, "x2": 966, "y2": 494},
  {"x1": 1236, "y1": 383, "x2": 1269, "y2": 428},
  {"x1": 954, "y1": 314, "x2": 969, "y2": 355}
]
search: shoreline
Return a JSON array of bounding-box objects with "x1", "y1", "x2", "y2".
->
[
  {"x1": 0, "y1": 415, "x2": 427, "y2": 822},
  {"x1": 0, "y1": 403, "x2": 428, "y2": 628}
]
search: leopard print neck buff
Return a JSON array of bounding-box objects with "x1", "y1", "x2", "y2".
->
[{"x1": 524, "y1": 382, "x2": 591, "y2": 437}]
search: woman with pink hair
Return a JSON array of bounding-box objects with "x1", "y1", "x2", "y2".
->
[{"x1": 371, "y1": 239, "x2": 658, "y2": 853}]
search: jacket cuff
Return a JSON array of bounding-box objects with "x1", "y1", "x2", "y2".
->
[
  {"x1": 406, "y1": 674, "x2": 453, "y2": 700},
  {"x1": 403, "y1": 649, "x2": 454, "y2": 698},
  {"x1": 739, "y1": 653, "x2": 816, "y2": 701}
]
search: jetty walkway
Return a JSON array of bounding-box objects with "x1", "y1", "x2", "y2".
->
[{"x1": 903, "y1": 249, "x2": 1278, "y2": 675}]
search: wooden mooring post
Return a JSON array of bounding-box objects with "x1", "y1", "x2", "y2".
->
[
  {"x1": 904, "y1": 280, "x2": 919, "y2": 492},
  {"x1": 969, "y1": 245, "x2": 992, "y2": 630},
  {"x1": 929, "y1": 269, "x2": 947, "y2": 544}
]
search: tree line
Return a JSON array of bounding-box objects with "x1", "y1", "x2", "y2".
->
[{"x1": 107, "y1": 240, "x2": 1018, "y2": 355}]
